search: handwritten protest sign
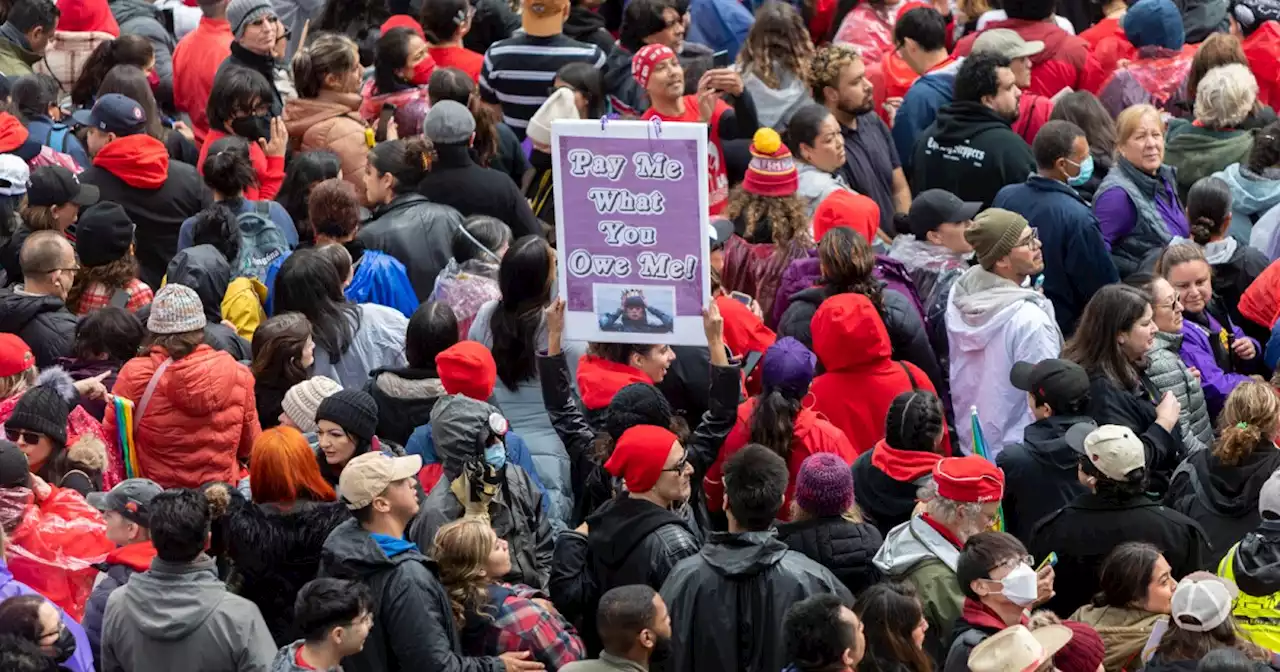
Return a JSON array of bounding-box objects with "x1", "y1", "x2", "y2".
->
[{"x1": 551, "y1": 119, "x2": 711, "y2": 346}]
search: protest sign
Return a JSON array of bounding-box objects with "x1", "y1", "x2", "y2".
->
[{"x1": 551, "y1": 119, "x2": 711, "y2": 346}]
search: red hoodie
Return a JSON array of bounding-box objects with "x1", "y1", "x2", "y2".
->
[
  {"x1": 1245, "y1": 22, "x2": 1280, "y2": 112},
  {"x1": 56, "y1": 0, "x2": 120, "y2": 35},
  {"x1": 809, "y1": 293, "x2": 947, "y2": 454},
  {"x1": 105, "y1": 541, "x2": 158, "y2": 572},
  {"x1": 869, "y1": 439, "x2": 945, "y2": 481},
  {"x1": 93, "y1": 134, "x2": 169, "y2": 189},
  {"x1": 576, "y1": 355, "x2": 653, "y2": 411},
  {"x1": 954, "y1": 18, "x2": 1095, "y2": 96}
]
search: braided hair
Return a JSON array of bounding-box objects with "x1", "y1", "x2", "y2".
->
[{"x1": 883, "y1": 390, "x2": 945, "y2": 453}]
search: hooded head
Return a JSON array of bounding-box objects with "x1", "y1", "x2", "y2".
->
[
  {"x1": 430, "y1": 394, "x2": 506, "y2": 477},
  {"x1": 164, "y1": 246, "x2": 231, "y2": 322},
  {"x1": 811, "y1": 292, "x2": 892, "y2": 372},
  {"x1": 1123, "y1": 0, "x2": 1185, "y2": 50}
]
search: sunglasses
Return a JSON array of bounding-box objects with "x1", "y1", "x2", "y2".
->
[{"x1": 4, "y1": 427, "x2": 42, "y2": 444}]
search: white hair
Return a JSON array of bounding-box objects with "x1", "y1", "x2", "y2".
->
[
  {"x1": 918, "y1": 479, "x2": 985, "y2": 540},
  {"x1": 1195, "y1": 63, "x2": 1258, "y2": 129}
]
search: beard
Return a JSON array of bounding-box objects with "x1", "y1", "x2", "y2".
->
[
  {"x1": 1003, "y1": 103, "x2": 1021, "y2": 124},
  {"x1": 839, "y1": 98, "x2": 875, "y2": 118},
  {"x1": 650, "y1": 634, "x2": 674, "y2": 665}
]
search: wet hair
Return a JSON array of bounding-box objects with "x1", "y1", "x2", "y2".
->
[
  {"x1": 276, "y1": 151, "x2": 343, "y2": 243},
  {"x1": 8, "y1": 0, "x2": 59, "y2": 33},
  {"x1": 453, "y1": 215, "x2": 511, "y2": 263},
  {"x1": 309, "y1": 179, "x2": 361, "y2": 241},
  {"x1": 856, "y1": 583, "x2": 932, "y2": 672},
  {"x1": 1186, "y1": 176, "x2": 1233, "y2": 246},
  {"x1": 809, "y1": 44, "x2": 859, "y2": 102},
  {"x1": 1033, "y1": 120, "x2": 1085, "y2": 170},
  {"x1": 406, "y1": 302, "x2": 458, "y2": 369},
  {"x1": 274, "y1": 247, "x2": 360, "y2": 359},
  {"x1": 555, "y1": 62, "x2": 606, "y2": 119},
  {"x1": 489, "y1": 236, "x2": 555, "y2": 390},
  {"x1": 1091, "y1": 543, "x2": 1164, "y2": 608},
  {"x1": 250, "y1": 312, "x2": 313, "y2": 386},
  {"x1": 725, "y1": 188, "x2": 811, "y2": 248},
  {"x1": 206, "y1": 65, "x2": 275, "y2": 133},
  {"x1": 202, "y1": 135, "x2": 258, "y2": 201},
  {"x1": 956, "y1": 531, "x2": 1029, "y2": 600},
  {"x1": 739, "y1": 2, "x2": 813, "y2": 90},
  {"x1": 597, "y1": 585, "x2": 659, "y2": 654},
  {"x1": 1187, "y1": 33, "x2": 1249, "y2": 103},
  {"x1": 73, "y1": 306, "x2": 144, "y2": 361},
  {"x1": 420, "y1": 0, "x2": 470, "y2": 44},
  {"x1": 883, "y1": 390, "x2": 946, "y2": 454},
  {"x1": 723, "y1": 444, "x2": 790, "y2": 530},
  {"x1": 188, "y1": 203, "x2": 242, "y2": 263},
  {"x1": 819, "y1": 226, "x2": 882, "y2": 309},
  {"x1": 1050, "y1": 91, "x2": 1116, "y2": 165},
  {"x1": 10, "y1": 73, "x2": 57, "y2": 125},
  {"x1": 0, "y1": 595, "x2": 45, "y2": 645},
  {"x1": 373, "y1": 27, "x2": 419, "y2": 94},
  {"x1": 293, "y1": 32, "x2": 359, "y2": 99},
  {"x1": 1063, "y1": 284, "x2": 1151, "y2": 390},
  {"x1": 784, "y1": 103, "x2": 835, "y2": 162},
  {"x1": 1214, "y1": 381, "x2": 1280, "y2": 466},
  {"x1": 1247, "y1": 120, "x2": 1280, "y2": 174},
  {"x1": 294, "y1": 578, "x2": 374, "y2": 644},
  {"x1": 785, "y1": 593, "x2": 857, "y2": 672},
  {"x1": 954, "y1": 51, "x2": 1011, "y2": 103},
  {"x1": 427, "y1": 66, "x2": 498, "y2": 166},
  {"x1": 70, "y1": 35, "x2": 153, "y2": 108},
  {"x1": 250, "y1": 426, "x2": 337, "y2": 505},
  {"x1": 149, "y1": 488, "x2": 212, "y2": 563},
  {"x1": 894, "y1": 6, "x2": 948, "y2": 52},
  {"x1": 619, "y1": 0, "x2": 675, "y2": 53},
  {"x1": 97, "y1": 65, "x2": 165, "y2": 140},
  {"x1": 368, "y1": 137, "x2": 435, "y2": 194}
]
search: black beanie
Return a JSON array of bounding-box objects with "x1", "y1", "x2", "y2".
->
[
  {"x1": 315, "y1": 389, "x2": 379, "y2": 443},
  {"x1": 8, "y1": 381, "x2": 72, "y2": 447},
  {"x1": 0, "y1": 440, "x2": 29, "y2": 488},
  {"x1": 603, "y1": 383, "x2": 673, "y2": 441}
]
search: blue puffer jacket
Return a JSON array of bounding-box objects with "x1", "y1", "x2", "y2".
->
[
  {"x1": 892, "y1": 64, "x2": 959, "y2": 173},
  {"x1": 266, "y1": 247, "x2": 418, "y2": 318}
]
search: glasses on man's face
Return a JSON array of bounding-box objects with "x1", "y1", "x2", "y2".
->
[
  {"x1": 662, "y1": 452, "x2": 689, "y2": 473},
  {"x1": 1014, "y1": 228, "x2": 1040, "y2": 249},
  {"x1": 4, "y1": 427, "x2": 42, "y2": 445},
  {"x1": 989, "y1": 554, "x2": 1035, "y2": 574}
]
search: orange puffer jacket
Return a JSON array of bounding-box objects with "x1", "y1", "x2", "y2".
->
[{"x1": 104, "y1": 345, "x2": 259, "y2": 489}]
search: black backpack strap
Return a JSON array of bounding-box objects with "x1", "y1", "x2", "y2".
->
[{"x1": 899, "y1": 362, "x2": 919, "y2": 390}]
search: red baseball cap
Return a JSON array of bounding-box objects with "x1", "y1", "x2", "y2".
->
[
  {"x1": 933, "y1": 455, "x2": 1005, "y2": 503},
  {"x1": 0, "y1": 334, "x2": 34, "y2": 377}
]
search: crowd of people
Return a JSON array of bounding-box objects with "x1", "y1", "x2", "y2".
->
[{"x1": 0, "y1": 0, "x2": 1279, "y2": 668}]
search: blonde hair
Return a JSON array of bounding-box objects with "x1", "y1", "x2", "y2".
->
[
  {"x1": 0, "y1": 368, "x2": 36, "y2": 400},
  {"x1": 432, "y1": 518, "x2": 497, "y2": 629},
  {"x1": 1214, "y1": 381, "x2": 1280, "y2": 466},
  {"x1": 1115, "y1": 104, "x2": 1165, "y2": 153},
  {"x1": 1155, "y1": 241, "x2": 1209, "y2": 278},
  {"x1": 1194, "y1": 64, "x2": 1258, "y2": 129},
  {"x1": 808, "y1": 44, "x2": 860, "y2": 102}
]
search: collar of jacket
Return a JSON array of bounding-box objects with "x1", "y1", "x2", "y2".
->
[
  {"x1": 1026, "y1": 173, "x2": 1087, "y2": 202},
  {"x1": 230, "y1": 41, "x2": 277, "y2": 77},
  {"x1": 1115, "y1": 156, "x2": 1176, "y2": 200},
  {"x1": 149, "y1": 554, "x2": 217, "y2": 575},
  {"x1": 0, "y1": 22, "x2": 35, "y2": 63},
  {"x1": 433, "y1": 143, "x2": 475, "y2": 169},
  {"x1": 371, "y1": 192, "x2": 430, "y2": 218},
  {"x1": 598, "y1": 651, "x2": 649, "y2": 671},
  {"x1": 1069, "y1": 491, "x2": 1162, "y2": 511}
]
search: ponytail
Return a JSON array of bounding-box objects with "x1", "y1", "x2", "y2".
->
[
  {"x1": 1214, "y1": 381, "x2": 1280, "y2": 466},
  {"x1": 427, "y1": 66, "x2": 499, "y2": 166},
  {"x1": 70, "y1": 35, "x2": 154, "y2": 108},
  {"x1": 202, "y1": 135, "x2": 258, "y2": 201},
  {"x1": 369, "y1": 137, "x2": 435, "y2": 194},
  {"x1": 292, "y1": 32, "x2": 360, "y2": 99},
  {"x1": 748, "y1": 388, "x2": 802, "y2": 460}
]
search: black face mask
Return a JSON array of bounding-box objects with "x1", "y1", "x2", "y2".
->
[
  {"x1": 53, "y1": 626, "x2": 76, "y2": 663},
  {"x1": 231, "y1": 114, "x2": 272, "y2": 142}
]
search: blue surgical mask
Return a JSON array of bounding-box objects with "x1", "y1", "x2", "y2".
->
[
  {"x1": 484, "y1": 443, "x2": 507, "y2": 469},
  {"x1": 1067, "y1": 154, "x2": 1094, "y2": 187}
]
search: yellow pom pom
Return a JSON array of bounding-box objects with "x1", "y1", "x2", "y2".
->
[{"x1": 753, "y1": 127, "x2": 782, "y2": 155}]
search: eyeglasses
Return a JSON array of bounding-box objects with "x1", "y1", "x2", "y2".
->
[
  {"x1": 4, "y1": 427, "x2": 42, "y2": 445},
  {"x1": 1013, "y1": 228, "x2": 1040, "y2": 249},
  {"x1": 1155, "y1": 296, "x2": 1182, "y2": 311},
  {"x1": 662, "y1": 452, "x2": 689, "y2": 473},
  {"x1": 989, "y1": 554, "x2": 1035, "y2": 574}
]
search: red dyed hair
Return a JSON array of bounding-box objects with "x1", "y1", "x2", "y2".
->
[{"x1": 250, "y1": 426, "x2": 337, "y2": 505}]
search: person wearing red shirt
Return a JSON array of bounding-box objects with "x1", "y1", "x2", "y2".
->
[
  {"x1": 420, "y1": 0, "x2": 484, "y2": 82},
  {"x1": 1230, "y1": 0, "x2": 1280, "y2": 112},
  {"x1": 271, "y1": 578, "x2": 374, "y2": 672},
  {"x1": 635, "y1": 43, "x2": 758, "y2": 217},
  {"x1": 172, "y1": 0, "x2": 233, "y2": 148},
  {"x1": 197, "y1": 66, "x2": 287, "y2": 200},
  {"x1": 953, "y1": 0, "x2": 1098, "y2": 97}
]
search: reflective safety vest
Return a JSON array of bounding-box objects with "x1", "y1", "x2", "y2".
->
[{"x1": 1217, "y1": 543, "x2": 1280, "y2": 654}]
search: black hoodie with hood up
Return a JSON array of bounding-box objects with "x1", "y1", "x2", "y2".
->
[
  {"x1": 996, "y1": 415, "x2": 1092, "y2": 545},
  {"x1": 1165, "y1": 447, "x2": 1280, "y2": 566},
  {"x1": 564, "y1": 5, "x2": 614, "y2": 53},
  {"x1": 1231, "y1": 520, "x2": 1280, "y2": 605},
  {"x1": 909, "y1": 100, "x2": 1037, "y2": 209}
]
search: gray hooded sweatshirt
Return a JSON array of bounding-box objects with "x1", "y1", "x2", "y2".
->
[{"x1": 100, "y1": 556, "x2": 276, "y2": 672}]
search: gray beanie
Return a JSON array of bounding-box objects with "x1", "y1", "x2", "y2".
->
[
  {"x1": 147, "y1": 284, "x2": 207, "y2": 335},
  {"x1": 227, "y1": 0, "x2": 276, "y2": 39},
  {"x1": 281, "y1": 376, "x2": 342, "y2": 433}
]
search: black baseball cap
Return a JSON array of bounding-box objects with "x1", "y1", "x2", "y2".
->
[
  {"x1": 88, "y1": 478, "x2": 164, "y2": 526},
  {"x1": 907, "y1": 189, "x2": 982, "y2": 239},
  {"x1": 71, "y1": 93, "x2": 147, "y2": 137},
  {"x1": 0, "y1": 440, "x2": 28, "y2": 489},
  {"x1": 27, "y1": 166, "x2": 99, "y2": 207},
  {"x1": 708, "y1": 218, "x2": 734, "y2": 250},
  {"x1": 1010, "y1": 359, "x2": 1091, "y2": 412}
]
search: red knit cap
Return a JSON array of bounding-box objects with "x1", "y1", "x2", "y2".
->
[
  {"x1": 0, "y1": 113, "x2": 30, "y2": 154},
  {"x1": 0, "y1": 334, "x2": 34, "y2": 377},
  {"x1": 604, "y1": 424, "x2": 678, "y2": 493},
  {"x1": 632, "y1": 43, "x2": 677, "y2": 89},
  {"x1": 435, "y1": 341, "x2": 498, "y2": 401},
  {"x1": 1054, "y1": 621, "x2": 1106, "y2": 672},
  {"x1": 382, "y1": 14, "x2": 425, "y2": 38},
  {"x1": 813, "y1": 190, "x2": 881, "y2": 244},
  {"x1": 743, "y1": 128, "x2": 798, "y2": 197},
  {"x1": 932, "y1": 455, "x2": 1004, "y2": 503}
]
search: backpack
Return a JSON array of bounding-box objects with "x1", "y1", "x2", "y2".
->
[
  {"x1": 235, "y1": 202, "x2": 288, "y2": 282},
  {"x1": 44, "y1": 123, "x2": 71, "y2": 154}
]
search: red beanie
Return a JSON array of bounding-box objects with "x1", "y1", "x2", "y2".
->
[
  {"x1": 1054, "y1": 621, "x2": 1106, "y2": 672},
  {"x1": 632, "y1": 43, "x2": 676, "y2": 88},
  {"x1": 743, "y1": 128, "x2": 798, "y2": 197},
  {"x1": 604, "y1": 425, "x2": 678, "y2": 493},
  {"x1": 57, "y1": 0, "x2": 121, "y2": 35},
  {"x1": 436, "y1": 341, "x2": 498, "y2": 401},
  {"x1": 813, "y1": 190, "x2": 880, "y2": 245},
  {"x1": 933, "y1": 455, "x2": 1004, "y2": 503},
  {"x1": 0, "y1": 113, "x2": 30, "y2": 154},
  {"x1": 382, "y1": 14, "x2": 425, "y2": 38}
]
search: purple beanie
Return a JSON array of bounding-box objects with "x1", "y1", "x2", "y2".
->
[
  {"x1": 762, "y1": 337, "x2": 816, "y2": 397},
  {"x1": 794, "y1": 453, "x2": 854, "y2": 516}
]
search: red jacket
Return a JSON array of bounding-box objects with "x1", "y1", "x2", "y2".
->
[
  {"x1": 809, "y1": 292, "x2": 945, "y2": 454},
  {"x1": 1082, "y1": 17, "x2": 1136, "y2": 75},
  {"x1": 104, "y1": 345, "x2": 258, "y2": 489},
  {"x1": 954, "y1": 18, "x2": 1096, "y2": 96},
  {"x1": 714, "y1": 294, "x2": 775, "y2": 358},
  {"x1": 172, "y1": 17, "x2": 233, "y2": 149},
  {"x1": 198, "y1": 129, "x2": 285, "y2": 200},
  {"x1": 1011, "y1": 92, "x2": 1054, "y2": 145},
  {"x1": 1239, "y1": 259, "x2": 1280, "y2": 330},
  {"x1": 575, "y1": 354, "x2": 652, "y2": 412},
  {"x1": 1245, "y1": 22, "x2": 1280, "y2": 112},
  {"x1": 56, "y1": 0, "x2": 119, "y2": 34}
]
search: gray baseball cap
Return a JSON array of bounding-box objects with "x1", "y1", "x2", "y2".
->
[
  {"x1": 425, "y1": 100, "x2": 477, "y2": 145},
  {"x1": 88, "y1": 478, "x2": 164, "y2": 526}
]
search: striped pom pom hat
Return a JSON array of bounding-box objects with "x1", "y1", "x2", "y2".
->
[{"x1": 743, "y1": 128, "x2": 798, "y2": 197}]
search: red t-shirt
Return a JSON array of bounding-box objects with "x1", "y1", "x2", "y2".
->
[
  {"x1": 643, "y1": 95, "x2": 730, "y2": 216},
  {"x1": 294, "y1": 647, "x2": 316, "y2": 670},
  {"x1": 429, "y1": 45, "x2": 484, "y2": 83}
]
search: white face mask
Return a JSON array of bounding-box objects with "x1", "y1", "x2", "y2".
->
[{"x1": 998, "y1": 563, "x2": 1040, "y2": 607}]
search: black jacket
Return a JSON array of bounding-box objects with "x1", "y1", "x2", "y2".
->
[
  {"x1": 551, "y1": 495, "x2": 700, "y2": 654},
  {"x1": 0, "y1": 288, "x2": 75, "y2": 367},
  {"x1": 851, "y1": 447, "x2": 929, "y2": 537},
  {"x1": 80, "y1": 152, "x2": 210, "y2": 289},
  {"x1": 909, "y1": 101, "x2": 1036, "y2": 209},
  {"x1": 659, "y1": 530, "x2": 853, "y2": 672},
  {"x1": 1232, "y1": 520, "x2": 1280, "y2": 597},
  {"x1": 776, "y1": 515, "x2": 884, "y2": 596},
  {"x1": 1212, "y1": 242, "x2": 1271, "y2": 341},
  {"x1": 1165, "y1": 446, "x2": 1280, "y2": 567},
  {"x1": 460, "y1": 0, "x2": 519, "y2": 54},
  {"x1": 1087, "y1": 374, "x2": 1185, "y2": 496},
  {"x1": 362, "y1": 366, "x2": 447, "y2": 446},
  {"x1": 778, "y1": 284, "x2": 944, "y2": 389},
  {"x1": 319, "y1": 518, "x2": 503, "y2": 672},
  {"x1": 218, "y1": 43, "x2": 284, "y2": 115},
  {"x1": 564, "y1": 6, "x2": 615, "y2": 54},
  {"x1": 219, "y1": 490, "x2": 350, "y2": 645},
  {"x1": 418, "y1": 145, "x2": 540, "y2": 240},
  {"x1": 1029, "y1": 492, "x2": 1211, "y2": 617},
  {"x1": 359, "y1": 193, "x2": 464, "y2": 301},
  {"x1": 995, "y1": 414, "x2": 1092, "y2": 545}
]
